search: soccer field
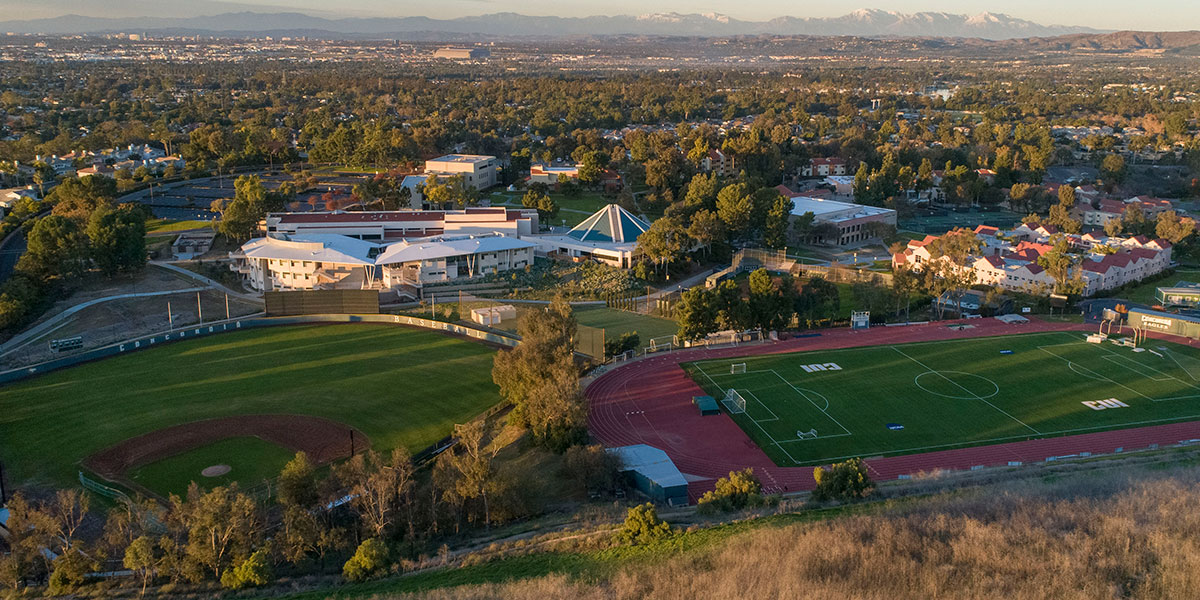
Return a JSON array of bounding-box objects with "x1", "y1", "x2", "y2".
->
[{"x1": 683, "y1": 331, "x2": 1200, "y2": 466}]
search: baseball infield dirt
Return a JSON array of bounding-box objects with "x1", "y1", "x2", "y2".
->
[{"x1": 83, "y1": 413, "x2": 367, "y2": 481}]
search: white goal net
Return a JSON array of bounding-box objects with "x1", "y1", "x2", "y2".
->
[
  {"x1": 723, "y1": 388, "x2": 747, "y2": 414},
  {"x1": 645, "y1": 334, "x2": 678, "y2": 354},
  {"x1": 730, "y1": 363, "x2": 747, "y2": 375}
]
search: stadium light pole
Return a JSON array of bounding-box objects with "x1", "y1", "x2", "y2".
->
[
  {"x1": 167, "y1": 301, "x2": 173, "y2": 331},
  {"x1": 197, "y1": 291, "x2": 203, "y2": 324}
]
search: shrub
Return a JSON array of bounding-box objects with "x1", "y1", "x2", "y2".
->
[
  {"x1": 812, "y1": 457, "x2": 874, "y2": 502},
  {"x1": 617, "y1": 503, "x2": 671, "y2": 546},
  {"x1": 220, "y1": 549, "x2": 272, "y2": 590},
  {"x1": 343, "y1": 538, "x2": 390, "y2": 582},
  {"x1": 697, "y1": 468, "x2": 765, "y2": 514},
  {"x1": 47, "y1": 550, "x2": 91, "y2": 595}
]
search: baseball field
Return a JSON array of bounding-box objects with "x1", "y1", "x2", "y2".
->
[{"x1": 0, "y1": 323, "x2": 502, "y2": 496}]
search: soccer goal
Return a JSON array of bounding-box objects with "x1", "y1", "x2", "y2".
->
[
  {"x1": 645, "y1": 334, "x2": 678, "y2": 354},
  {"x1": 722, "y1": 388, "x2": 747, "y2": 414},
  {"x1": 730, "y1": 362, "x2": 747, "y2": 375},
  {"x1": 796, "y1": 429, "x2": 818, "y2": 440}
]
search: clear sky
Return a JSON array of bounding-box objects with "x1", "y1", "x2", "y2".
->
[{"x1": 6, "y1": 0, "x2": 1200, "y2": 31}]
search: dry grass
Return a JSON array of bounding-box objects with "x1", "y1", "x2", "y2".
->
[{"x1": 380, "y1": 468, "x2": 1200, "y2": 600}]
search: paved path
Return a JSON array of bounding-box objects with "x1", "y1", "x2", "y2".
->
[
  {"x1": 0, "y1": 286, "x2": 209, "y2": 357},
  {"x1": 150, "y1": 262, "x2": 263, "y2": 304}
]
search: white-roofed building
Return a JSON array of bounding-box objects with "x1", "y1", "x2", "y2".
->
[
  {"x1": 231, "y1": 232, "x2": 535, "y2": 295},
  {"x1": 375, "y1": 234, "x2": 535, "y2": 289},
  {"x1": 235, "y1": 234, "x2": 380, "y2": 292},
  {"x1": 261, "y1": 207, "x2": 539, "y2": 241},
  {"x1": 781, "y1": 191, "x2": 897, "y2": 246},
  {"x1": 525, "y1": 204, "x2": 651, "y2": 268}
]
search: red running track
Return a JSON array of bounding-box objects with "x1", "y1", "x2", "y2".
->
[{"x1": 586, "y1": 318, "x2": 1200, "y2": 501}]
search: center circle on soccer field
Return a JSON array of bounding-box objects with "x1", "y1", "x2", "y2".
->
[{"x1": 914, "y1": 370, "x2": 1000, "y2": 400}]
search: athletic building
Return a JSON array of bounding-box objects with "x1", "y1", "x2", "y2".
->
[
  {"x1": 231, "y1": 232, "x2": 535, "y2": 295},
  {"x1": 606, "y1": 445, "x2": 689, "y2": 505},
  {"x1": 525, "y1": 204, "x2": 650, "y2": 268},
  {"x1": 1127, "y1": 308, "x2": 1200, "y2": 340},
  {"x1": 260, "y1": 207, "x2": 539, "y2": 240}
]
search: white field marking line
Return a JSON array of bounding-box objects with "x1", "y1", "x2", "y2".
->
[
  {"x1": 743, "y1": 389, "x2": 781, "y2": 423},
  {"x1": 1100, "y1": 354, "x2": 1175, "y2": 382},
  {"x1": 797, "y1": 386, "x2": 832, "y2": 412},
  {"x1": 796, "y1": 410, "x2": 1200, "y2": 465},
  {"x1": 913, "y1": 370, "x2": 1000, "y2": 400},
  {"x1": 1038, "y1": 345, "x2": 1157, "y2": 402},
  {"x1": 1153, "y1": 395, "x2": 1200, "y2": 402},
  {"x1": 684, "y1": 331, "x2": 1078, "y2": 371},
  {"x1": 768, "y1": 369, "x2": 853, "y2": 435},
  {"x1": 789, "y1": 411, "x2": 1200, "y2": 466},
  {"x1": 1042, "y1": 342, "x2": 1200, "y2": 405},
  {"x1": 891, "y1": 346, "x2": 1041, "y2": 435},
  {"x1": 1094, "y1": 344, "x2": 1200, "y2": 392},
  {"x1": 704, "y1": 369, "x2": 776, "y2": 377},
  {"x1": 1069, "y1": 361, "x2": 1110, "y2": 381},
  {"x1": 1162, "y1": 349, "x2": 1200, "y2": 382},
  {"x1": 775, "y1": 432, "x2": 854, "y2": 444},
  {"x1": 695, "y1": 362, "x2": 801, "y2": 464}
]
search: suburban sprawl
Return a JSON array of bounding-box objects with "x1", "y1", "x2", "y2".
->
[{"x1": 4, "y1": 10, "x2": 1200, "y2": 599}]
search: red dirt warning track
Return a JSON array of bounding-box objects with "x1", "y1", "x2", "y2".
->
[
  {"x1": 586, "y1": 318, "x2": 1200, "y2": 501},
  {"x1": 84, "y1": 414, "x2": 366, "y2": 481}
]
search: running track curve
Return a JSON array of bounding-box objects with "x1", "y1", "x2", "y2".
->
[{"x1": 585, "y1": 318, "x2": 1200, "y2": 501}]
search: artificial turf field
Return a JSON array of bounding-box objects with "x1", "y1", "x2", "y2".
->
[
  {"x1": 683, "y1": 331, "x2": 1200, "y2": 466},
  {"x1": 0, "y1": 324, "x2": 501, "y2": 492}
]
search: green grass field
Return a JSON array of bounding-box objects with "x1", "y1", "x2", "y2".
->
[
  {"x1": 684, "y1": 331, "x2": 1200, "y2": 466},
  {"x1": 128, "y1": 436, "x2": 296, "y2": 497},
  {"x1": 0, "y1": 324, "x2": 501, "y2": 489},
  {"x1": 573, "y1": 306, "x2": 679, "y2": 342},
  {"x1": 145, "y1": 218, "x2": 213, "y2": 234}
]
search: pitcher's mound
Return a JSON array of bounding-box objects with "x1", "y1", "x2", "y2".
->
[{"x1": 201, "y1": 465, "x2": 231, "y2": 477}]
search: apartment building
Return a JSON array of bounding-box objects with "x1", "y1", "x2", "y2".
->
[{"x1": 893, "y1": 224, "x2": 1173, "y2": 297}]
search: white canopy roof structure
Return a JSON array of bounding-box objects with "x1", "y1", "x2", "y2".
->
[
  {"x1": 240, "y1": 234, "x2": 378, "y2": 265},
  {"x1": 240, "y1": 233, "x2": 534, "y2": 267},
  {"x1": 375, "y1": 234, "x2": 535, "y2": 265}
]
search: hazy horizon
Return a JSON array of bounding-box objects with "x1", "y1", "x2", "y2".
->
[{"x1": 1, "y1": 1, "x2": 1198, "y2": 32}]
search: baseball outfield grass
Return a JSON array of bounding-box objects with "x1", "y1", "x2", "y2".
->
[{"x1": 0, "y1": 324, "x2": 501, "y2": 490}]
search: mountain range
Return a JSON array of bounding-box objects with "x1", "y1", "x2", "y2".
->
[{"x1": 0, "y1": 9, "x2": 1104, "y2": 40}]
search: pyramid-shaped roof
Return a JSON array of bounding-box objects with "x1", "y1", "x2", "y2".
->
[{"x1": 567, "y1": 204, "x2": 651, "y2": 244}]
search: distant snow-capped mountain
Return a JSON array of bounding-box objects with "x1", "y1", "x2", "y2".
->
[{"x1": 0, "y1": 9, "x2": 1102, "y2": 40}]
